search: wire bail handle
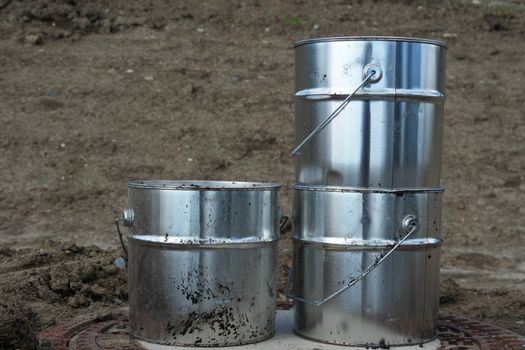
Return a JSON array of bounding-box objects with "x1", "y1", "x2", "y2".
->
[
  {"x1": 288, "y1": 214, "x2": 420, "y2": 306},
  {"x1": 114, "y1": 208, "x2": 134, "y2": 261},
  {"x1": 290, "y1": 63, "x2": 383, "y2": 157}
]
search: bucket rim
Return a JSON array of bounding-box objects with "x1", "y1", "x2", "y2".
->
[
  {"x1": 129, "y1": 235, "x2": 279, "y2": 246},
  {"x1": 294, "y1": 36, "x2": 447, "y2": 49},
  {"x1": 291, "y1": 183, "x2": 444, "y2": 194},
  {"x1": 128, "y1": 180, "x2": 282, "y2": 191}
]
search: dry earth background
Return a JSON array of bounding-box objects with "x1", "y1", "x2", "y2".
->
[{"x1": 0, "y1": 0, "x2": 524, "y2": 347}]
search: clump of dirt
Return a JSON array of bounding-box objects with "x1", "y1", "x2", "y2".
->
[
  {"x1": 0, "y1": 0, "x2": 165, "y2": 44},
  {"x1": 0, "y1": 241, "x2": 127, "y2": 347},
  {"x1": 440, "y1": 277, "x2": 463, "y2": 304},
  {"x1": 0, "y1": 292, "x2": 39, "y2": 350},
  {"x1": 0, "y1": 0, "x2": 114, "y2": 43}
]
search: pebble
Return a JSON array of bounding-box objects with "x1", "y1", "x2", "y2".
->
[
  {"x1": 114, "y1": 257, "x2": 126, "y2": 269},
  {"x1": 443, "y1": 32, "x2": 458, "y2": 39},
  {"x1": 25, "y1": 33, "x2": 43, "y2": 45},
  {"x1": 68, "y1": 294, "x2": 90, "y2": 308},
  {"x1": 144, "y1": 76, "x2": 154, "y2": 81}
]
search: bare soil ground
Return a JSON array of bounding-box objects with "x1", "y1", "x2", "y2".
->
[{"x1": 1, "y1": 0, "x2": 524, "y2": 347}]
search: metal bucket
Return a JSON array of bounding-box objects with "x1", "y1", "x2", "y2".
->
[
  {"x1": 291, "y1": 184, "x2": 443, "y2": 347},
  {"x1": 116, "y1": 180, "x2": 282, "y2": 347},
  {"x1": 292, "y1": 37, "x2": 447, "y2": 189}
]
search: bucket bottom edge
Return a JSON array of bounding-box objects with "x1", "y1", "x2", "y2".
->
[
  {"x1": 292, "y1": 327, "x2": 437, "y2": 348},
  {"x1": 132, "y1": 331, "x2": 275, "y2": 348}
]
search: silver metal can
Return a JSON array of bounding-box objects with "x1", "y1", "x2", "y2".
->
[
  {"x1": 293, "y1": 37, "x2": 447, "y2": 189},
  {"x1": 291, "y1": 184, "x2": 443, "y2": 347},
  {"x1": 120, "y1": 180, "x2": 281, "y2": 347}
]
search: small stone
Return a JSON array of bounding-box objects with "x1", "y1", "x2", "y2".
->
[
  {"x1": 196, "y1": 27, "x2": 205, "y2": 33},
  {"x1": 114, "y1": 257, "x2": 126, "y2": 269},
  {"x1": 69, "y1": 281, "x2": 83, "y2": 291},
  {"x1": 49, "y1": 274, "x2": 70, "y2": 293},
  {"x1": 25, "y1": 33, "x2": 43, "y2": 45},
  {"x1": 84, "y1": 284, "x2": 105, "y2": 299},
  {"x1": 187, "y1": 158, "x2": 193, "y2": 162},
  {"x1": 443, "y1": 32, "x2": 458, "y2": 39},
  {"x1": 74, "y1": 17, "x2": 90, "y2": 30},
  {"x1": 103, "y1": 264, "x2": 119, "y2": 275},
  {"x1": 60, "y1": 143, "x2": 66, "y2": 148},
  {"x1": 472, "y1": 0, "x2": 481, "y2": 5},
  {"x1": 144, "y1": 76, "x2": 154, "y2": 81},
  {"x1": 79, "y1": 264, "x2": 96, "y2": 283},
  {"x1": 68, "y1": 294, "x2": 90, "y2": 308},
  {"x1": 126, "y1": 69, "x2": 134, "y2": 73}
]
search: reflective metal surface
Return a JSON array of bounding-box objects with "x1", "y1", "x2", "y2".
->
[
  {"x1": 292, "y1": 185, "x2": 443, "y2": 346},
  {"x1": 126, "y1": 180, "x2": 281, "y2": 346},
  {"x1": 294, "y1": 37, "x2": 447, "y2": 188},
  {"x1": 127, "y1": 180, "x2": 280, "y2": 241}
]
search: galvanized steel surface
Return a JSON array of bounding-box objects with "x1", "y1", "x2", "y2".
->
[
  {"x1": 126, "y1": 180, "x2": 281, "y2": 346},
  {"x1": 129, "y1": 238, "x2": 277, "y2": 346},
  {"x1": 294, "y1": 36, "x2": 447, "y2": 188},
  {"x1": 127, "y1": 180, "x2": 281, "y2": 241},
  {"x1": 292, "y1": 184, "x2": 442, "y2": 245},
  {"x1": 292, "y1": 186, "x2": 443, "y2": 346}
]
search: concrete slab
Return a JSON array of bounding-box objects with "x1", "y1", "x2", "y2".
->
[{"x1": 138, "y1": 310, "x2": 440, "y2": 349}]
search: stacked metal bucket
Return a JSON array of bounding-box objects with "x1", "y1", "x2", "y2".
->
[{"x1": 291, "y1": 37, "x2": 447, "y2": 347}]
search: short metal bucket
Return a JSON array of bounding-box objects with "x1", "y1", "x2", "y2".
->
[
  {"x1": 118, "y1": 180, "x2": 281, "y2": 347},
  {"x1": 291, "y1": 184, "x2": 443, "y2": 347},
  {"x1": 292, "y1": 36, "x2": 447, "y2": 189}
]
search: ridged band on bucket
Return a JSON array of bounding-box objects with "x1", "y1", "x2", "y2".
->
[
  {"x1": 293, "y1": 36, "x2": 447, "y2": 189},
  {"x1": 291, "y1": 184, "x2": 443, "y2": 347},
  {"x1": 120, "y1": 180, "x2": 282, "y2": 347}
]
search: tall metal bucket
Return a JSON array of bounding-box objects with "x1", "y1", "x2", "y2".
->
[
  {"x1": 292, "y1": 37, "x2": 447, "y2": 189},
  {"x1": 116, "y1": 180, "x2": 281, "y2": 347},
  {"x1": 291, "y1": 184, "x2": 443, "y2": 346}
]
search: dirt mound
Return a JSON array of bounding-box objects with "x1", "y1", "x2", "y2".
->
[
  {"x1": 0, "y1": 0, "x2": 114, "y2": 42},
  {"x1": 0, "y1": 241, "x2": 127, "y2": 347},
  {"x1": 440, "y1": 277, "x2": 463, "y2": 305},
  {"x1": 0, "y1": 0, "x2": 167, "y2": 43},
  {"x1": 0, "y1": 293, "x2": 39, "y2": 350}
]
